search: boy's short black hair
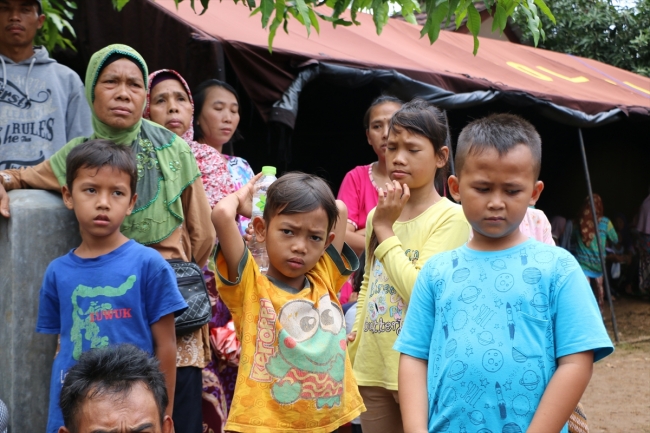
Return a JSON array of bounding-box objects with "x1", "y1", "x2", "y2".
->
[
  {"x1": 456, "y1": 113, "x2": 542, "y2": 179},
  {"x1": 59, "y1": 344, "x2": 168, "y2": 433},
  {"x1": 263, "y1": 172, "x2": 339, "y2": 233},
  {"x1": 65, "y1": 139, "x2": 138, "y2": 196}
]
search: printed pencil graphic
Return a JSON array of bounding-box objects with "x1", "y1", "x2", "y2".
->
[
  {"x1": 496, "y1": 382, "x2": 507, "y2": 419},
  {"x1": 507, "y1": 302, "x2": 515, "y2": 340}
]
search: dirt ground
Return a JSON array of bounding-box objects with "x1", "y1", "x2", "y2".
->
[{"x1": 581, "y1": 296, "x2": 650, "y2": 433}]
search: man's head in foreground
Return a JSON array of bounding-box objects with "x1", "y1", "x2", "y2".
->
[{"x1": 58, "y1": 344, "x2": 173, "y2": 433}]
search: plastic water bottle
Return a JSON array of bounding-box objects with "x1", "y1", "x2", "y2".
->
[{"x1": 250, "y1": 166, "x2": 277, "y2": 273}]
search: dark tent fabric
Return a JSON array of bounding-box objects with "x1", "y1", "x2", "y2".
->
[
  {"x1": 269, "y1": 63, "x2": 636, "y2": 128},
  {"x1": 72, "y1": 0, "x2": 650, "y2": 221},
  {"x1": 150, "y1": 0, "x2": 650, "y2": 127},
  {"x1": 74, "y1": 0, "x2": 650, "y2": 127}
]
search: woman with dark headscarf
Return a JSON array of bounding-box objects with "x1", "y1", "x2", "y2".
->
[
  {"x1": 145, "y1": 69, "x2": 240, "y2": 433},
  {"x1": 574, "y1": 194, "x2": 618, "y2": 305},
  {"x1": 0, "y1": 45, "x2": 215, "y2": 431}
]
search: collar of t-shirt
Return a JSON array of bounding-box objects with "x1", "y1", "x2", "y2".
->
[{"x1": 265, "y1": 275, "x2": 311, "y2": 294}]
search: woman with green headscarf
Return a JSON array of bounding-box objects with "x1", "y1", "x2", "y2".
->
[{"x1": 0, "y1": 44, "x2": 215, "y2": 431}]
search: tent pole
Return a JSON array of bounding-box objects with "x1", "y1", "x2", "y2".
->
[
  {"x1": 444, "y1": 110, "x2": 455, "y2": 176},
  {"x1": 578, "y1": 128, "x2": 620, "y2": 343}
]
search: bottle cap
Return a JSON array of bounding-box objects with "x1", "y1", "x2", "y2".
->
[{"x1": 261, "y1": 166, "x2": 277, "y2": 176}]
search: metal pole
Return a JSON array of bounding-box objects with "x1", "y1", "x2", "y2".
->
[
  {"x1": 444, "y1": 110, "x2": 456, "y2": 176},
  {"x1": 578, "y1": 128, "x2": 620, "y2": 343}
]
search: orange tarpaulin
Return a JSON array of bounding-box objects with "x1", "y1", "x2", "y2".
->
[{"x1": 151, "y1": 0, "x2": 650, "y2": 124}]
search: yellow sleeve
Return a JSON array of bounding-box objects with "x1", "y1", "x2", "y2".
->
[
  {"x1": 349, "y1": 252, "x2": 371, "y2": 365},
  {"x1": 313, "y1": 243, "x2": 359, "y2": 294},
  {"x1": 375, "y1": 204, "x2": 470, "y2": 304},
  {"x1": 215, "y1": 243, "x2": 256, "y2": 334},
  {"x1": 349, "y1": 215, "x2": 374, "y2": 364}
]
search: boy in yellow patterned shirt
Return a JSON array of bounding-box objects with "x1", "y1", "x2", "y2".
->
[{"x1": 211, "y1": 172, "x2": 365, "y2": 432}]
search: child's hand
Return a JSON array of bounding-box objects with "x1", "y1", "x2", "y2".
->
[
  {"x1": 243, "y1": 222, "x2": 254, "y2": 244},
  {"x1": 347, "y1": 331, "x2": 357, "y2": 344},
  {"x1": 234, "y1": 172, "x2": 263, "y2": 218},
  {"x1": 373, "y1": 180, "x2": 410, "y2": 233}
]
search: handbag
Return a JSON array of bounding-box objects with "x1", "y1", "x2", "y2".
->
[{"x1": 167, "y1": 259, "x2": 212, "y2": 335}]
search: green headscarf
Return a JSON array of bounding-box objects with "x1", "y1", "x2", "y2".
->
[{"x1": 50, "y1": 44, "x2": 201, "y2": 245}]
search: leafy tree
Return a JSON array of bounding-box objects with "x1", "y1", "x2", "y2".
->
[
  {"x1": 514, "y1": 0, "x2": 650, "y2": 77},
  {"x1": 164, "y1": 0, "x2": 554, "y2": 53},
  {"x1": 35, "y1": 0, "x2": 77, "y2": 52},
  {"x1": 42, "y1": 0, "x2": 555, "y2": 56}
]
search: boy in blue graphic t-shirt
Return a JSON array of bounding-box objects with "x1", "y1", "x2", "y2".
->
[
  {"x1": 394, "y1": 114, "x2": 613, "y2": 433},
  {"x1": 36, "y1": 140, "x2": 186, "y2": 433}
]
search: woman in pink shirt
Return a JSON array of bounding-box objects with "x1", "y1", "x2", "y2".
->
[{"x1": 338, "y1": 96, "x2": 403, "y2": 256}]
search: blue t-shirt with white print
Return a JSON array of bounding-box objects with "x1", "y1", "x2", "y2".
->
[
  {"x1": 36, "y1": 240, "x2": 186, "y2": 433},
  {"x1": 394, "y1": 239, "x2": 613, "y2": 433}
]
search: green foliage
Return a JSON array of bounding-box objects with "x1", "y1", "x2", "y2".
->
[
  {"x1": 112, "y1": 0, "x2": 131, "y2": 11},
  {"x1": 35, "y1": 0, "x2": 77, "y2": 52},
  {"x1": 173, "y1": 0, "x2": 554, "y2": 54},
  {"x1": 514, "y1": 0, "x2": 650, "y2": 77},
  {"x1": 36, "y1": 0, "x2": 555, "y2": 56}
]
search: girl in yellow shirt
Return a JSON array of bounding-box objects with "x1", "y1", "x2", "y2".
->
[{"x1": 348, "y1": 99, "x2": 470, "y2": 433}]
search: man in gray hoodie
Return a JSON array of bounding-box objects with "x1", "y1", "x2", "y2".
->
[{"x1": 0, "y1": 0, "x2": 91, "y2": 169}]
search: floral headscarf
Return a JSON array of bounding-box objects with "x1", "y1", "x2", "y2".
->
[
  {"x1": 144, "y1": 69, "x2": 194, "y2": 143},
  {"x1": 144, "y1": 69, "x2": 236, "y2": 208},
  {"x1": 579, "y1": 194, "x2": 604, "y2": 246}
]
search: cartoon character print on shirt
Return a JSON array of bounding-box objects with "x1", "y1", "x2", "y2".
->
[
  {"x1": 363, "y1": 256, "x2": 408, "y2": 335},
  {"x1": 363, "y1": 260, "x2": 404, "y2": 334},
  {"x1": 70, "y1": 275, "x2": 136, "y2": 360},
  {"x1": 266, "y1": 295, "x2": 346, "y2": 408}
]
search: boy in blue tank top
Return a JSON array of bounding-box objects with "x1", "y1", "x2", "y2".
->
[
  {"x1": 394, "y1": 114, "x2": 613, "y2": 433},
  {"x1": 36, "y1": 140, "x2": 186, "y2": 433}
]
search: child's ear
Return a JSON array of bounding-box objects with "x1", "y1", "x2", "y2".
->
[
  {"x1": 325, "y1": 232, "x2": 336, "y2": 249},
  {"x1": 126, "y1": 192, "x2": 138, "y2": 216},
  {"x1": 161, "y1": 415, "x2": 174, "y2": 433},
  {"x1": 436, "y1": 146, "x2": 450, "y2": 168},
  {"x1": 448, "y1": 175, "x2": 461, "y2": 203},
  {"x1": 529, "y1": 181, "x2": 544, "y2": 206},
  {"x1": 61, "y1": 185, "x2": 74, "y2": 210},
  {"x1": 252, "y1": 216, "x2": 267, "y2": 242}
]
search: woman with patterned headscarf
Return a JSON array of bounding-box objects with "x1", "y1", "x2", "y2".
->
[
  {"x1": 145, "y1": 69, "x2": 241, "y2": 433},
  {"x1": 0, "y1": 45, "x2": 215, "y2": 432},
  {"x1": 574, "y1": 194, "x2": 618, "y2": 306}
]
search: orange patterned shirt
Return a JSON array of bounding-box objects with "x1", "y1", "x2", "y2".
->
[{"x1": 216, "y1": 244, "x2": 364, "y2": 432}]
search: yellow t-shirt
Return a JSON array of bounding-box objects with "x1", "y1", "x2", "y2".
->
[
  {"x1": 216, "y1": 244, "x2": 365, "y2": 433},
  {"x1": 350, "y1": 197, "x2": 470, "y2": 390}
]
